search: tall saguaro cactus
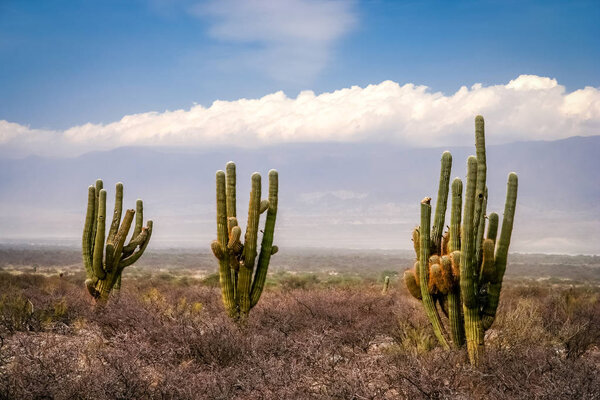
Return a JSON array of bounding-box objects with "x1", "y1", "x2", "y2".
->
[
  {"x1": 211, "y1": 162, "x2": 279, "y2": 319},
  {"x1": 82, "y1": 180, "x2": 153, "y2": 301},
  {"x1": 403, "y1": 116, "x2": 518, "y2": 364}
]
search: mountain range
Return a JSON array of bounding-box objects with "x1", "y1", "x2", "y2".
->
[{"x1": 0, "y1": 135, "x2": 598, "y2": 254}]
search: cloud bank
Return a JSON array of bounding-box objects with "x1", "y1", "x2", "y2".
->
[{"x1": 1, "y1": 75, "x2": 599, "y2": 157}]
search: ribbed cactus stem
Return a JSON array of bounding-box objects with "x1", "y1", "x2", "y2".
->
[
  {"x1": 90, "y1": 179, "x2": 103, "y2": 252},
  {"x1": 382, "y1": 276, "x2": 390, "y2": 294},
  {"x1": 460, "y1": 156, "x2": 484, "y2": 364},
  {"x1": 472, "y1": 115, "x2": 487, "y2": 250},
  {"x1": 482, "y1": 173, "x2": 518, "y2": 330},
  {"x1": 110, "y1": 208, "x2": 134, "y2": 270},
  {"x1": 226, "y1": 161, "x2": 237, "y2": 218},
  {"x1": 447, "y1": 290, "x2": 465, "y2": 347},
  {"x1": 82, "y1": 185, "x2": 95, "y2": 279},
  {"x1": 475, "y1": 187, "x2": 488, "y2": 267},
  {"x1": 460, "y1": 157, "x2": 478, "y2": 308},
  {"x1": 449, "y1": 178, "x2": 462, "y2": 253},
  {"x1": 419, "y1": 199, "x2": 450, "y2": 349},
  {"x1": 250, "y1": 170, "x2": 278, "y2": 308},
  {"x1": 479, "y1": 239, "x2": 496, "y2": 284},
  {"x1": 431, "y1": 151, "x2": 452, "y2": 254},
  {"x1": 132, "y1": 199, "x2": 143, "y2": 239},
  {"x1": 105, "y1": 183, "x2": 124, "y2": 271},
  {"x1": 216, "y1": 170, "x2": 236, "y2": 316},
  {"x1": 238, "y1": 173, "x2": 261, "y2": 316},
  {"x1": 448, "y1": 177, "x2": 465, "y2": 347},
  {"x1": 107, "y1": 182, "x2": 123, "y2": 243},
  {"x1": 486, "y1": 212, "x2": 499, "y2": 244},
  {"x1": 92, "y1": 189, "x2": 107, "y2": 280}
]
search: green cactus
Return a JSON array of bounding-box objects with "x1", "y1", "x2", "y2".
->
[
  {"x1": 212, "y1": 162, "x2": 279, "y2": 320},
  {"x1": 382, "y1": 276, "x2": 390, "y2": 294},
  {"x1": 82, "y1": 180, "x2": 153, "y2": 301},
  {"x1": 403, "y1": 116, "x2": 518, "y2": 364}
]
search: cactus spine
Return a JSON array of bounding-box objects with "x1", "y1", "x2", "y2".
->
[
  {"x1": 82, "y1": 180, "x2": 153, "y2": 301},
  {"x1": 212, "y1": 162, "x2": 279, "y2": 319},
  {"x1": 403, "y1": 116, "x2": 518, "y2": 364}
]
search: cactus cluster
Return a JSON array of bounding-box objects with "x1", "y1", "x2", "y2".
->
[
  {"x1": 211, "y1": 162, "x2": 279, "y2": 320},
  {"x1": 404, "y1": 116, "x2": 518, "y2": 364},
  {"x1": 82, "y1": 180, "x2": 153, "y2": 301}
]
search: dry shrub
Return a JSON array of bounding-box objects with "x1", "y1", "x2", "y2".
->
[{"x1": 0, "y1": 273, "x2": 598, "y2": 399}]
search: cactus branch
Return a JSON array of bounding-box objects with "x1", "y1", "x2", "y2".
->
[{"x1": 419, "y1": 199, "x2": 450, "y2": 349}]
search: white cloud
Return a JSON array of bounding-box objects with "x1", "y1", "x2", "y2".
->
[
  {"x1": 190, "y1": 0, "x2": 357, "y2": 82},
  {"x1": 1, "y1": 74, "x2": 599, "y2": 157}
]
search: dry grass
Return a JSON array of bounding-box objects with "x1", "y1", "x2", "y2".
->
[{"x1": 0, "y1": 271, "x2": 599, "y2": 399}]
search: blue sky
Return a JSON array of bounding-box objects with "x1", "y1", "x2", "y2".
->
[{"x1": 1, "y1": 0, "x2": 598, "y2": 131}]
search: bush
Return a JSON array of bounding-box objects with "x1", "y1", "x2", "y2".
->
[{"x1": 0, "y1": 273, "x2": 598, "y2": 399}]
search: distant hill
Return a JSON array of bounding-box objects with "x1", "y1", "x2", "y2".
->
[{"x1": 0, "y1": 135, "x2": 598, "y2": 254}]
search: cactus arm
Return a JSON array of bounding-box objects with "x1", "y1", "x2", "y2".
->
[
  {"x1": 238, "y1": 173, "x2": 261, "y2": 316},
  {"x1": 482, "y1": 173, "x2": 518, "y2": 330},
  {"x1": 251, "y1": 170, "x2": 279, "y2": 308},
  {"x1": 226, "y1": 161, "x2": 237, "y2": 218},
  {"x1": 90, "y1": 179, "x2": 103, "y2": 252},
  {"x1": 475, "y1": 187, "x2": 488, "y2": 267},
  {"x1": 109, "y1": 208, "x2": 134, "y2": 270},
  {"x1": 404, "y1": 270, "x2": 422, "y2": 299},
  {"x1": 122, "y1": 199, "x2": 145, "y2": 257},
  {"x1": 472, "y1": 115, "x2": 487, "y2": 253},
  {"x1": 107, "y1": 182, "x2": 123, "y2": 243},
  {"x1": 105, "y1": 183, "x2": 124, "y2": 271},
  {"x1": 419, "y1": 199, "x2": 450, "y2": 349},
  {"x1": 118, "y1": 221, "x2": 152, "y2": 268},
  {"x1": 431, "y1": 151, "x2": 452, "y2": 254},
  {"x1": 479, "y1": 239, "x2": 496, "y2": 284},
  {"x1": 412, "y1": 228, "x2": 420, "y2": 260},
  {"x1": 215, "y1": 170, "x2": 236, "y2": 317},
  {"x1": 121, "y1": 227, "x2": 149, "y2": 261},
  {"x1": 92, "y1": 209, "x2": 134, "y2": 299},
  {"x1": 460, "y1": 157, "x2": 478, "y2": 308},
  {"x1": 447, "y1": 176, "x2": 464, "y2": 348},
  {"x1": 82, "y1": 185, "x2": 96, "y2": 279},
  {"x1": 449, "y1": 178, "x2": 462, "y2": 253},
  {"x1": 460, "y1": 156, "x2": 484, "y2": 364},
  {"x1": 92, "y1": 189, "x2": 107, "y2": 280},
  {"x1": 486, "y1": 212, "x2": 499, "y2": 244},
  {"x1": 225, "y1": 161, "x2": 241, "y2": 302},
  {"x1": 131, "y1": 199, "x2": 143, "y2": 240}
]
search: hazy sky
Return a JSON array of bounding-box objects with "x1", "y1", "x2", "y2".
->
[{"x1": 1, "y1": 0, "x2": 599, "y2": 156}]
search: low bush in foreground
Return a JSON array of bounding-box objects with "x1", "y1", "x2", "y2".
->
[{"x1": 0, "y1": 272, "x2": 598, "y2": 399}]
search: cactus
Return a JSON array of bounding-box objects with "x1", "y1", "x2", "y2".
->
[
  {"x1": 212, "y1": 162, "x2": 279, "y2": 319},
  {"x1": 403, "y1": 116, "x2": 518, "y2": 364},
  {"x1": 382, "y1": 276, "x2": 390, "y2": 294},
  {"x1": 82, "y1": 180, "x2": 153, "y2": 301}
]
